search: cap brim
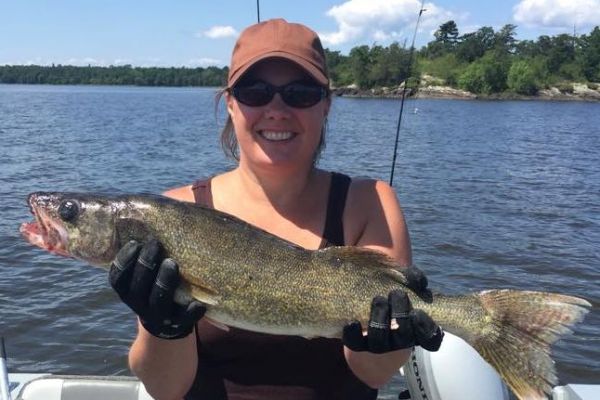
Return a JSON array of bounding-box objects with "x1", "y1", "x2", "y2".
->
[{"x1": 228, "y1": 51, "x2": 329, "y2": 87}]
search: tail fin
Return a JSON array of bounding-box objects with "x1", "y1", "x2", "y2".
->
[{"x1": 472, "y1": 290, "x2": 590, "y2": 400}]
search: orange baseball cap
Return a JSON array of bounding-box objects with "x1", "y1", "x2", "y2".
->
[{"x1": 228, "y1": 18, "x2": 329, "y2": 88}]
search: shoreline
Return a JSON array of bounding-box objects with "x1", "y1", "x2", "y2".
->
[
  {"x1": 332, "y1": 84, "x2": 600, "y2": 102},
  {"x1": 2, "y1": 81, "x2": 599, "y2": 102}
]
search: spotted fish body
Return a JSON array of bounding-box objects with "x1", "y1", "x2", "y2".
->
[{"x1": 21, "y1": 192, "x2": 590, "y2": 400}]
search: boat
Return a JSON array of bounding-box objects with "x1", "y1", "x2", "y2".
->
[
  {"x1": 7, "y1": 374, "x2": 152, "y2": 400},
  {"x1": 400, "y1": 332, "x2": 599, "y2": 400},
  {"x1": 5, "y1": 333, "x2": 599, "y2": 400}
]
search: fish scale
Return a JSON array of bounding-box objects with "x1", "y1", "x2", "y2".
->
[{"x1": 21, "y1": 192, "x2": 591, "y2": 400}]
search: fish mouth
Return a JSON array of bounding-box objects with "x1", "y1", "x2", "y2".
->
[{"x1": 20, "y1": 194, "x2": 70, "y2": 257}]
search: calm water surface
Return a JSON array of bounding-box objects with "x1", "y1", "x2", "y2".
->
[{"x1": 0, "y1": 84, "x2": 598, "y2": 396}]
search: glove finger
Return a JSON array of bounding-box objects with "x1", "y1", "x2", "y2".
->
[
  {"x1": 186, "y1": 301, "x2": 207, "y2": 320},
  {"x1": 175, "y1": 301, "x2": 207, "y2": 327},
  {"x1": 403, "y1": 266, "x2": 428, "y2": 292},
  {"x1": 389, "y1": 290, "x2": 415, "y2": 350},
  {"x1": 109, "y1": 240, "x2": 141, "y2": 296},
  {"x1": 343, "y1": 320, "x2": 367, "y2": 352},
  {"x1": 129, "y1": 239, "x2": 162, "y2": 307},
  {"x1": 411, "y1": 309, "x2": 444, "y2": 351},
  {"x1": 148, "y1": 258, "x2": 179, "y2": 324},
  {"x1": 367, "y1": 296, "x2": 390, "y2": 354}
]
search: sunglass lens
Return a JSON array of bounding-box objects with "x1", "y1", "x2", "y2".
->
[
  {"x1": 282, "y1": 83, "x2": 324, "y2": 108},
  {"x1": 234, "y1": 82, "x2": 273, "y2": 106}
]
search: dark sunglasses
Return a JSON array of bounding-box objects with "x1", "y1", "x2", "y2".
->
[{"x1": 231, "y1": 80, "x2": 328, "y2": 108}]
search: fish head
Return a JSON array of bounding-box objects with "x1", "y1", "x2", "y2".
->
[{"x1": 20, "y1": 192, "x2": 122, "y2": 265}]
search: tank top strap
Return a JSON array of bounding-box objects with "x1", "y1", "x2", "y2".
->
[
  {"x1": 192, "y1": 173, "x2": 351, "y2": 246},
  {"x1": 321, "y1": 172, "x2": 351, "y2": 248},
  {"x1": 191, "y1": 177, "x2": 214, "y2": 208}
]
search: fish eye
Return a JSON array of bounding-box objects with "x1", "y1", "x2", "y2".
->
[{"x1": 58, "y1": 199, "x2": 79, "y2": 222}]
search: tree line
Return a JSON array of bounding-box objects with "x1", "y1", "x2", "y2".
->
[
  {"x1": 0, "y1": 64, "x2": 227, "y2": 86},
  {"x1": 326, "y1": 22, "x2": 600, "y2": 95},
  {"x1": 1, "y1": 23, "x2": 599, "y2": 95}
]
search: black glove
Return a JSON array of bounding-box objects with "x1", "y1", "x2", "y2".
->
[
  {"x1": 401, "y1": 265, "x2": 429, "y2": 294},
  {"x1": 343, "y1": 290, "x2": 443, "y2": 353},
  {"x1": 109, "y1": 239, "x2": 206, "y2": 340}
]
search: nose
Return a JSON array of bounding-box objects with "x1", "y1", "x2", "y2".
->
[{"x1": 263, "y1": 93, "x2": 291, "y2": 119}]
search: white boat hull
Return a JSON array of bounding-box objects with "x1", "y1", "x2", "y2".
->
[{"x1": 9, "y1": 374, "x2": 153, "y2": 400}]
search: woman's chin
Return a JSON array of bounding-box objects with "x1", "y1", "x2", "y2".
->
[{"x1": 250, "y1": 152, "x2": 312, "y2": 171}]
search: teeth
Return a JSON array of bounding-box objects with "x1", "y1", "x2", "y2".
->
[{"x1": 260, "y1": 131, "x2": 293, "y2": 141}]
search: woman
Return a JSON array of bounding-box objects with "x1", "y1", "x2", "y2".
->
[{"x1": 109, "y1": 18, "x2": 443, "y2": 400}]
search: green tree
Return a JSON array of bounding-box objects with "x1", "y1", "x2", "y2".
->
[
  {"x1": 387, "y1": 42, "x2": 412, "y2": 85},
  {"x1": 507, "y1": 60, "x2": 539, "y2": 94},
  {"x1": 0, "y1": 65, "x2": 229, "y2": 86},
  {"x1": 580, "y1": 27, "x2": 600, "y2": 81},
  {"x1": 546, "y1": 34, "x2": 576, "y2": 74},
  {"x1": 494, "y1": 24, "x2": 518, "y2": 54},
  {"x1": 456, "y1": 27, "x2": 496, "y2": 62},
  {"x1": 425, "y1": 20, "x2": 459, "y2": 58},
  {"x1": 458, "y1": 52, "x2": 508, "y2": 94},
  {"x1": 435, "y1": 20, "x2": 459, "y2": 44},
  {"x1": 367, "y1": 45, "x2": 386, "y2": 85},
  {"x1": 515, "y1": 39, "x2": 542, "y2": 58},
  {"x1": 416, "y1": 53, "x2": 465, "y2": 86},
  {"x1": 349, "y1": 45, "x2": 371, "y2": 88}
]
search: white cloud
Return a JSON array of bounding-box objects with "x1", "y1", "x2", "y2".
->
[
  {"x1": 113, "y1": 59, "x2": 133, "y2": 66},
  {"x1": 142, "y1": 57, "x2": 162, "y2": 66},
  {"x1": 186, "y1": 57, "x2": 223, "y2": 67},
  {"x1": 66, "y1": 57, "x2": 106, "y2": 66},
  {"x1": 22, "y1": 58, "x2": 46, "y2": 65},
  {"x1": 514, "y1": 0, "x2": 600, "y2": 29},
  {"x1": 373, "y1": 30, "x2": 392, "y2": 41},
  {"x1": 1, "y1": 57, "x2": 96, "y2": 66},
  {"x1": 320, "y1": 0, "x2": 456, "y2": 46},
  {"x1": 201, "y1": 25, "x2": 238, "y2": 39}
]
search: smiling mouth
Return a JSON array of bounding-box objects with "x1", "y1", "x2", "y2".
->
[
  {"x1": 259, "y1": 131, "x2": 295, "y2": 141},
  {"x1": 20, "y1": 198, "x2": 69, "y2": 257}
]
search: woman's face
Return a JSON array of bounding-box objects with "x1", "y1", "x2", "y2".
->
[{"x1": 226, "y1": 58, "x2": 330, "y2": 172}]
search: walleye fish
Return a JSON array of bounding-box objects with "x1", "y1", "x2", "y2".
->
[{"x1": 20, "y1": 192, "x2": 590, "y2": 400}]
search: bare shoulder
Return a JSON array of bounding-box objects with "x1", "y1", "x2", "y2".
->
[
  {"x1": 348, "y1": 177, "x2": 399, "y2": 205},
  {"x1": 162, "y1": 185, "x2": 195, "y2": 203},
  {"x1": 345, "y1": 178, "x2": 402, "y2": 220},
  {"x1": 344, "y1": 177, "x2": 411, "y2": 265}
]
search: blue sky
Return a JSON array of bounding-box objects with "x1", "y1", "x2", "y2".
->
[{"x1": 2, "y1": 0, "x2": 599, "y2": 67}]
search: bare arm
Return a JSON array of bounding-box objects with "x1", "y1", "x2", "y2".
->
[
  {"x1": 129, "y1": 322, "x2": 198, "y2": 400},
  {"x1": 344, "y1": 179, "x2": 412, "y2": 388},
  {"x1": 127, "y1": 186, "x2": 200, "y2": 400}
]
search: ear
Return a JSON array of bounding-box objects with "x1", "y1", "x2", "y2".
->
[{"x1": 225, "y1": 91, "x2": 235, "y2": 116}]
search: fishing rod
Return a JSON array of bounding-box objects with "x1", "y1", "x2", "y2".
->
[
  {"x1": 256, "y1": 0, "x2": 261, "y2": 23},
  {"x1": 389, "y1": 0, "x2": 426, "y2": 186},
  {"x1": 0, "y1": 338, "x2": 11, "y2": 400}
]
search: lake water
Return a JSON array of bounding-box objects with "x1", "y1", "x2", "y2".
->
[{"x1": 0, "y1": 84, "x2": 598, "y2": 396}]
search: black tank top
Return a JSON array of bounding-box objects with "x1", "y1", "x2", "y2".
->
[{"x1": 186, "y1": 172, "x2": 376, "y2": 400}]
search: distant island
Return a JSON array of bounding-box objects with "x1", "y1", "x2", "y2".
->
[
  {"x1": 0, "y1": 64, "x2": 227, "y2": 87},
  {"x1": 2, "y1": 22, "x2": 599, "y2": 101}
]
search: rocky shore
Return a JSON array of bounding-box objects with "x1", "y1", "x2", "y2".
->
[{"x1": 332, "y1": 82, "x2": 600, "y2": 102}]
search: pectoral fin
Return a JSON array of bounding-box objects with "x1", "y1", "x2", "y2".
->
[
  {"x1": 186, "y1": 282, "x2": 221, "y2": 306},
  {"x1": 205, "y1": 318, "x2": 230, "y2": 332}
]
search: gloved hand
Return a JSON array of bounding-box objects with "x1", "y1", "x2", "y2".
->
[
  {"x1": 109, "y1": 238, "x2": 206, "y2": 340},
  {"x1": 400, "y1": 265, "x2": 429, "y2": 294},
  {"x1": 343, "y1": 289, "x2": 443, "y2": 353}
]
